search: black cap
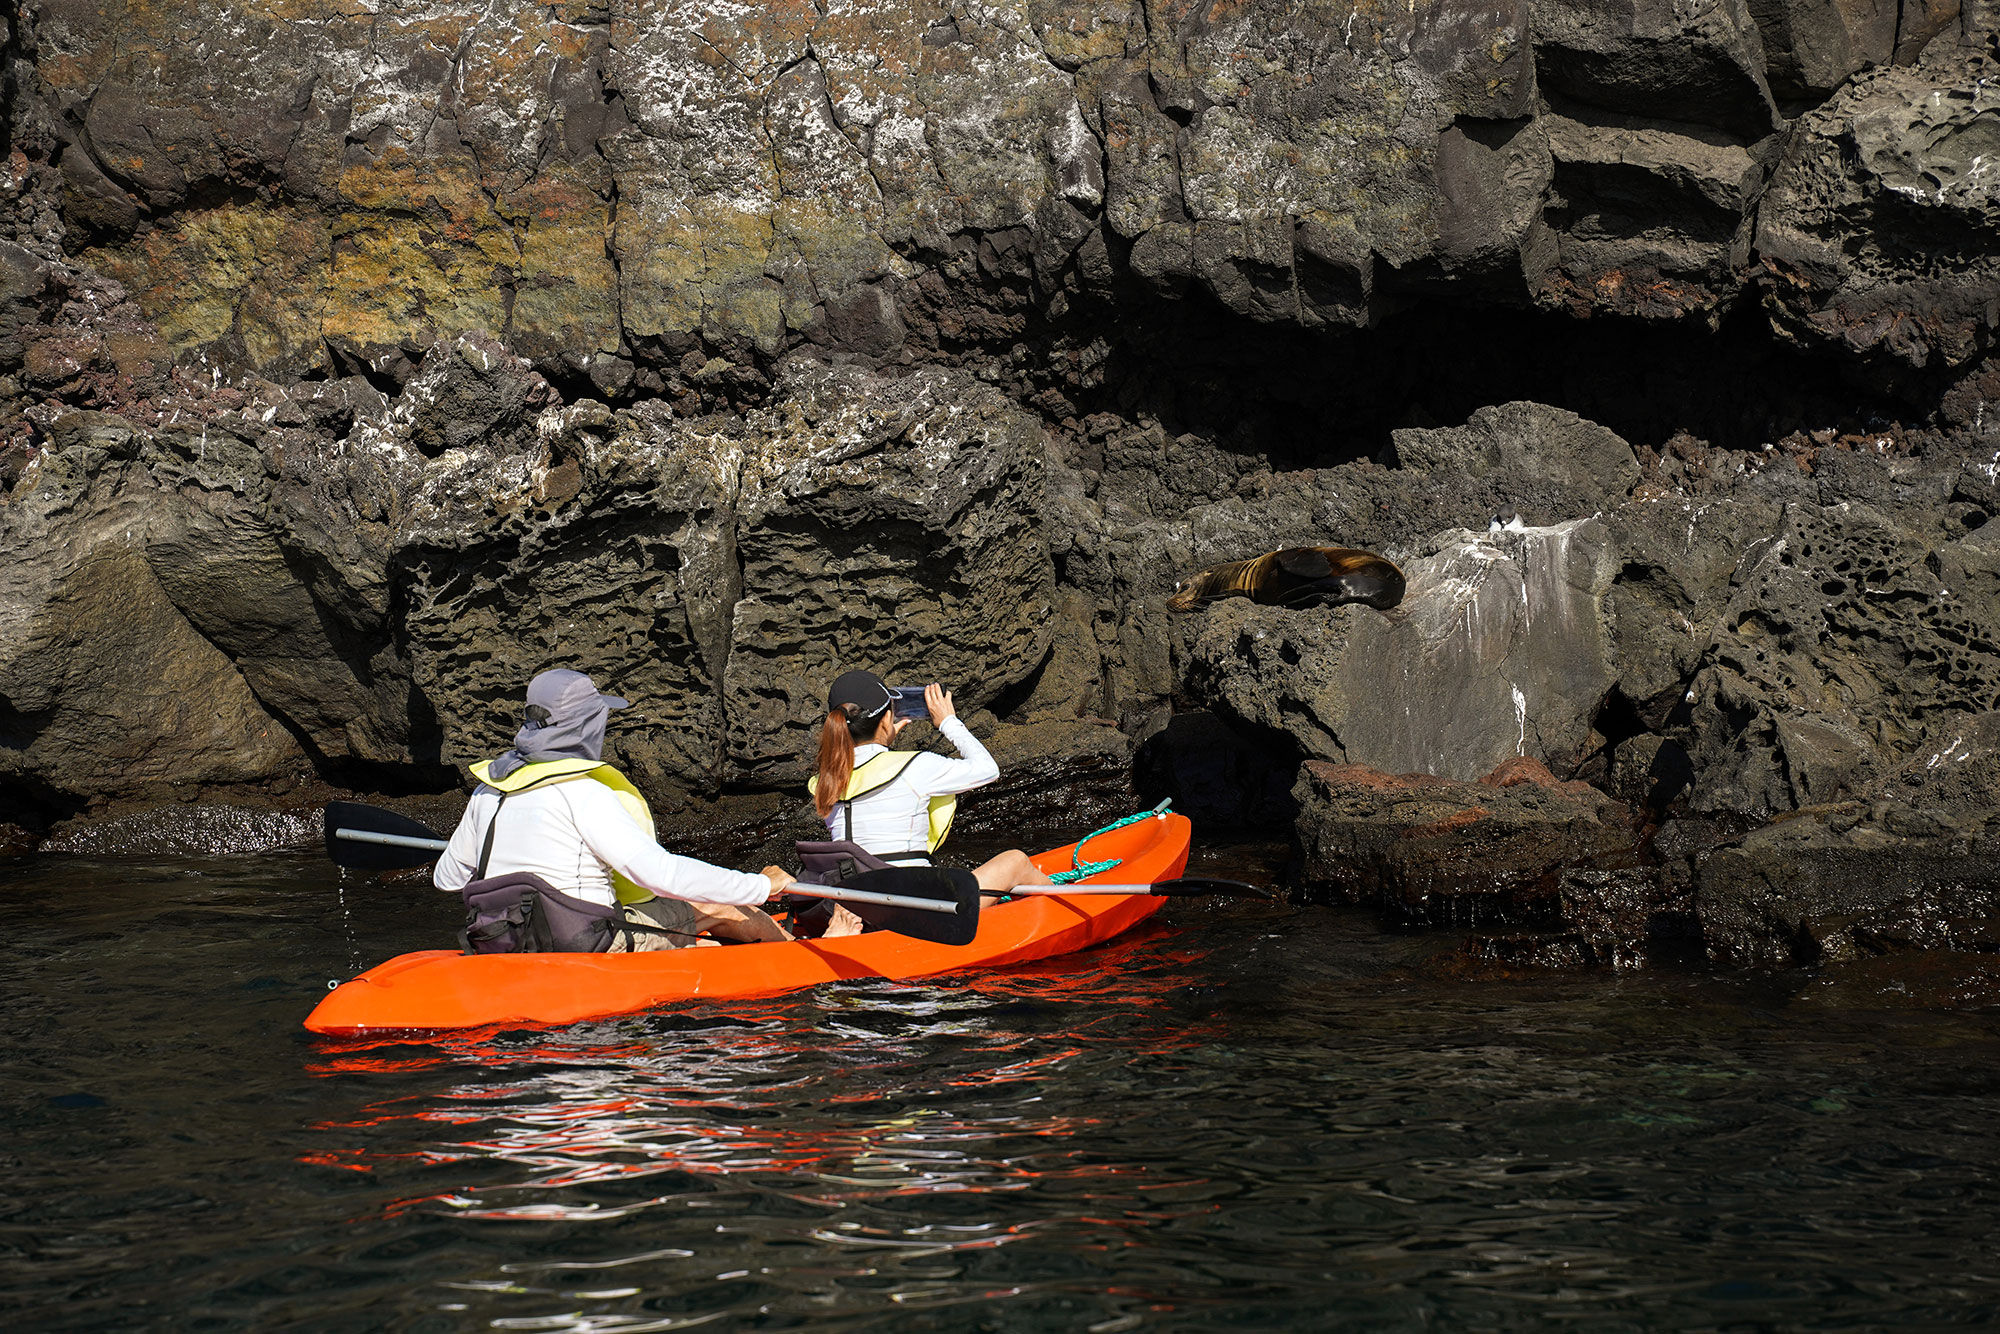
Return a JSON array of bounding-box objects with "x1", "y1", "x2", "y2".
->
[{"x1": 829, "y1": 669, "x2": 894, "y2": 719}]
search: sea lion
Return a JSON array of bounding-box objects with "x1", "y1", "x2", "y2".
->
[{"x1": 1168, "y1": 546, "x2": 1406, "y2": 612}]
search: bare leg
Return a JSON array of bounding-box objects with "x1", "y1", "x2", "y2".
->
[
  {"x1": 972, "y1": 849, "x2": 1054, "y2": 902},
  {"x1": 611, "y1": 899, "x2": 710, "y2": 952},
  {"x1": 686, "y1": 902, "x2": 793, "y2": 943},
  {"x1": 818, "y1": 853, "x2": 1048, "y2": 935}
]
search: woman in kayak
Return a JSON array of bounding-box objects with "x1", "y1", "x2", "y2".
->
[
  {"x1": 435, "y1": 668, "x2": 794, "y2": 949},
  {"x1": 806, "y1": 669, "x2": 1052, "y2": 936}
]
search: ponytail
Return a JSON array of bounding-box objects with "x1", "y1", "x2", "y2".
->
[{"x1": 814, "y1": 706, "x2": 878, "y2": 817}]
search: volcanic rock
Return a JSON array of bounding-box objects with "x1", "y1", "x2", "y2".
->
[
  {"x1": 1694, "y1": 715, "x2": 2000, "y2": 966},
  {"x1": 0, "y1": 354, "x2": 1098, "y2": 823},
  {"x1": 8, "y1": 0, "x2": 2000, "y2": 981},
  {"x1": 1757, "y1": 48, "x2": 2000, "y2": 371},
  {"x1": 1292, "y1": 757, "x2": 1638, "y2": 919},
  {"x1": 11, "y1": 0, "x2": 1987, "y2": 393},
  {"x1": 1181, "y1": 516, "x2": 1620, "y2": 782}
]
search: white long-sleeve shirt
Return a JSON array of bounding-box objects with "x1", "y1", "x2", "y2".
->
[
  {"x1": 827, "y1": 716, "x2": 1000, "y2": 863},
  {"x1": 434, "y1": 778, "x2": 769, "y2": 908}
]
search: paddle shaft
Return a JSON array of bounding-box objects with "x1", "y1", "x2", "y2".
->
[
  {"x1": 1003, "y1": 877, "x2": 1268, "y2": 899},
  {"x1": 783, "y1": 882, "x2": 960, "y2": 914},
  {"x1": 328, "y1": 826, "x2": 958, "y2": 915},
  {"x1": 336, "y1": 829, "x2": 446, "y2": 852}
]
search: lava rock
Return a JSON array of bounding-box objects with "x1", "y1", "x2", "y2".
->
[
  {"x1": 1559, "y1": 866, "x2": 1697, "y2": 967},
  {"x1": 1793, "y1": 951, "x2": 2000, "y2": 1011},
  {"x1": 1758, "y1": 49, "x2": 2000, "y2": 371},
  {"x1": 1388, "y1": 400, "x2": 1643, "y2": 518},
  {"x1": 1181, "y1": 516, "x2": 1619, "y2": 781},
  {"x1": 1695, "y1": 717, "x2": 2000, "y2": 965},
  {"x1": 1292, "y1": 756, "x2": 1639, "y2": 921}
]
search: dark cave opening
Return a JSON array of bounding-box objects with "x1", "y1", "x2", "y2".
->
[{"x1": 1042, "y1": 287, "x2": 1924, "y2": 471}]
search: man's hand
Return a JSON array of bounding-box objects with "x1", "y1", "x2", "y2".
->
[
  {"x1": 761, "y1": 865, "x2": 795, "y2": 900},
  {"x1": 925, "y1": 682, "x2": 955, "y2": 726}
]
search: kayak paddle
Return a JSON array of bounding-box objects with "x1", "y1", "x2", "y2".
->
[
  {"x1": 325, "y1": 801, "x2": 446, "y2": 870},
  {"x1": 1005, "y1": 878, "x2": 1272, "y2": 899},
  {"x1": 808, "y1": 867, "x2": 983, "y2": 946},
  {"x1": 323, "y1": 801, "x2": 979, "y2": 941}
]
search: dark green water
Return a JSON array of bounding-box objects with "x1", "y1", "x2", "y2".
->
[{"x1": 6, "y1": 840, "x2": 2000, "y2": 1330}]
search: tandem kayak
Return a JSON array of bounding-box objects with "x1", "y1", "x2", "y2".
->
[{"x1": 305, "y1": 810, "x2": 1193, "y2": 1035}]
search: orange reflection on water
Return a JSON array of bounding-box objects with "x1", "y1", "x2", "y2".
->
[{"x1": 302, "y1": 930, "x2": 1230, "y2": 1229}]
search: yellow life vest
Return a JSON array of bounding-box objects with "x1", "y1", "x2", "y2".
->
[
  {"x1": 806, "y1": 750, "x2": 957, "y2": 854},
  {"x1": 469, "y1": 757, "x2": 657, "y2": 906}
]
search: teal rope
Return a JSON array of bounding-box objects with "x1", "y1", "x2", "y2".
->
[{"x1": 1048, "y1": 799, "x2": 1174, "y2": 883}]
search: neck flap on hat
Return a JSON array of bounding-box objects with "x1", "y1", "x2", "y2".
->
[{"x1": 487, "y1": 696, "x2": 610, "y2": 781}]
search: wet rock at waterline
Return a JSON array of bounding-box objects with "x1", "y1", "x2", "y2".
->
[
  {"x1": 1694, "y1": 809, "x2": 2000, "y2": 969},
  {"x1": 1291, "y1": 757, "x2": 1639, "y2": 919},
  {"x1": 1692, "y1": 715, "x2": 2000, "y2": 967}
]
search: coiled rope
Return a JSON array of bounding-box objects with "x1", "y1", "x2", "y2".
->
[{"x1": 1047, "y1": 798, "x2": 1175, "y2": 883}]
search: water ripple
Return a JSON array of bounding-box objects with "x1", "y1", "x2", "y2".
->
[{"x1": 8, "y1": 852, "x2": 2000, "y2": 1329}]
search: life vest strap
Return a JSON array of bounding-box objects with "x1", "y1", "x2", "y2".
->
[{"x1": 808, "y1": 748, "x2": 957, "y2": 855}]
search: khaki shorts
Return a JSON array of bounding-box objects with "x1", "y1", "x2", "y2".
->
[{"x1": 609, "y1": 897, "x2": 703, "y2": 952}]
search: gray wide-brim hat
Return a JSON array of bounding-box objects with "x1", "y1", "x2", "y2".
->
[{"x1": 488, "y1": 668, "x2": 629, "y2": 780}]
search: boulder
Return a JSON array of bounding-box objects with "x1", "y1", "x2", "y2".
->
[
  {"x1": 0, "y1": 415, "x2": 305, "y2": 808},
  {"x1": 0, "y1": 354, "x2": 1080, "y2": 821},
  {"x1": 1694, "y1": 715, "x2": 2000, "y2": 965},
  {"x1": 1681, "y1": 496, "x2": 2000, "y2": 814},
  {"x1": 721, "y1": 361, "x2": 1058, "y2": 784},
  {"x1": 342, "y1": 357, "x2": 1063, "y2": 807},
  {"x1": 1181, "y1": 516, "x2": 1619, "y2": 781},
  {"x1": 1292, "y1": 756, "x2": 1638, "y2": 917},
  {"x1": 1387, "y1": 400, "x2": 1642, "y2": 516}
]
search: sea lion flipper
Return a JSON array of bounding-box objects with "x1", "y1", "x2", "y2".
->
[{"x1": 1275, "y1": 547, "x2": 1333, "y2": 578}]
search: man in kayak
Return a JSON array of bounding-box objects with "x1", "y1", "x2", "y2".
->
[
  {"x1": 803, "y1": 670, "x2": 1053, "y2": 936},
  {"x1": 434, "y1": 669, "x2": 794, "y2": 948}
]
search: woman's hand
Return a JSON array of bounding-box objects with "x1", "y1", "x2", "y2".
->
[
  {"x1": 761, "y1": 865, "x2": 795, "y2": 900},
  {"x1": 925, "y1": 682, "x2": 955, "y2": 726}
]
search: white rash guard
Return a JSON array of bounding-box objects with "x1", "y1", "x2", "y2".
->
[
  {"x1": 828, "y1": 716, "x2": 1001, "y2": 864},
  {"x1": 433, "y1": 778, "x2": 770, "y2": 908}
]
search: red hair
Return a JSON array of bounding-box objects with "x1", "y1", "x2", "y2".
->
[{"x1": 814, "y1": 707, "x2": 877, "y2": 818}]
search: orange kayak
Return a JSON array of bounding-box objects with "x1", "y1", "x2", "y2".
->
[{"x1": 306, "y1": 811, "x2": 1192, "y2": 1035}]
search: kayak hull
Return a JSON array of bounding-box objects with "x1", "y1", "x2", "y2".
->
[{"x1": 306, "y1": 812, "x2": 1191, "y2": 1035}]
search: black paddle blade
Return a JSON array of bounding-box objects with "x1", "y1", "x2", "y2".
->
[
  {"x1": 324, "y1": 801, "x2": 447, "y2": 870},
  {"x1": 844, "y1": 867, "x2": 983, "y2": 946},
  {"x1": 1149, "y1": 877, "x2": 1275, "y2": 900}
]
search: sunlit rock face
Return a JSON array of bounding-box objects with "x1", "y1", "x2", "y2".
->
[
  {"x1": 20, "y1": 0, "x2": 1996, "y2": 394},
  {"x1": 0, "y1": 342, "x2": 1061, "y2": 817}
]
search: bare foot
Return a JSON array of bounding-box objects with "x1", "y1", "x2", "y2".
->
[{"x1": 820, "y1": 904, "x2": 866, "y2": 938}]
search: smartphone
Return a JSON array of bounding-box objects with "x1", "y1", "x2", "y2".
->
[{"x1": 888, "y1": 686, "x2": 930, "y2": 720}]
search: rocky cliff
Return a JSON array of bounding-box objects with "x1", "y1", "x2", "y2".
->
[{"x1": 7, "y1": 0, "x2": 2000, "y2": 984}]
